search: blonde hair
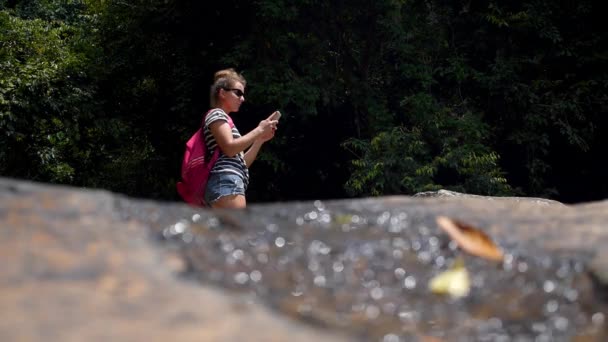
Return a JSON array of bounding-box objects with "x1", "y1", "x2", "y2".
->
[{"x1": 210, "y1": 68, "x2": 246, "y2": 107}]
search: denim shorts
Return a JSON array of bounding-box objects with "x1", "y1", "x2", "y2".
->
[{"x1": 204, "y1": 172, "x2": 246, "y2": 205}]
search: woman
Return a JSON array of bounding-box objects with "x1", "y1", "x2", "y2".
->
[{"x1": 203, "y1": 68, "x2": 278, "y2": 208}]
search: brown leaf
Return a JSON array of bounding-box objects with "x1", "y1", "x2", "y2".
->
[{"x1": 436, "y1": 216, "x2": 504, "y2": 262}]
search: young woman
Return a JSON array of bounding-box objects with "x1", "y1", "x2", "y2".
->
[{"x1": 203, "y1": 68, "x2": 278, "y2": 208}]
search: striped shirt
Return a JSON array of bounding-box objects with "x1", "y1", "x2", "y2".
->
[{"x1": 203, "y1": 108, "x2": 249, "y2": 189}]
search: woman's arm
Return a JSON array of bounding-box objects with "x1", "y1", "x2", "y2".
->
[
  {"x1": 210, "y1": 118, "x2": 276, "y2": 157},
  {"x1": 244, "y1": 125, "x2": 276, "y2": 167},
  {"x1": 244, "y1": 140, "x2": 263, "y2": 167}
]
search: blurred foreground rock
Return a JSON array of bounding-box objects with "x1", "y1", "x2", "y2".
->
[
  {"x1": 0, "y1": 178, "x2": 349, "y2": 342},
  {"x1": 413, "y1": 189, "x2": 565, "y2": 207},
  {"x1": 1, "y1": 178, "x2": 607, "y2": 341}
]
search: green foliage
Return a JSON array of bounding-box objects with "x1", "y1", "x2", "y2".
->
[
  {"x1": 0, "y1": 7, "x2": 96, "y2": 183},
  {"x1": 344, "y1": 94, "x2": 512, "y2": 196}
]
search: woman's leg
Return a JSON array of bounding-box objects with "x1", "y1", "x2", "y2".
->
[{"x1": 211, "y1": 194, "x2": 247, "y2": 209}]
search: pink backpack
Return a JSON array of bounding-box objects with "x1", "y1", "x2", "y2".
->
[{"x1": 176, "y1": 110, "x2": 234, "y2": 206}]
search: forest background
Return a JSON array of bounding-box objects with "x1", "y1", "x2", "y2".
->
[{"x1": 1, "y1": 0, "x2": 606, "y2": 204}]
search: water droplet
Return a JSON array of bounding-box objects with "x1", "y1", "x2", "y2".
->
[
  {"x1": 419, "y1": 225, "x2": 430, "y2": 235},
  {"x1": 434, "y1": 255, "x2": 446, "y2": 267},
  {"x1": 517, "y1": 261, "x2": 529, "y2": 273},
  {"x1": 592, "y1": 312, "x2": 605, "y2": 325},
  {"x1": 173, "y1": 221, "x2": 187, "y2": 234},
  {"x1": 192, "y1": 213, "x2": 201, "y2": 222},
  {"x1": 545, "y1": 300, "x2": 559, "y2": 313},
  {"x1": 418, "y1": 251, "x2": 432, "y2": 263},
  {"x1": 361, "y1": 244, "x2": 375, "y2": 257},
  {"x1": 370, "y1": 287, "x2": 384, "y2": 300},
  {"x1": 535, "y1": 334, "x2": 551, "y2": 342},
  {"x1": 556, "y1": 264, "x2": 570, "y2": 279},
  {"x1": 503, "y1": 254, "x2": 514, "y2": 271},
  {"x1": 307, "y1": 211, "x2": 318, "y2": 220},
  {"x1": 494, "y1": 335, "x2": 510, "y2": 342},
  {"x1": 383, "y1": 302, "x2": 396, "y2": 315},
  {"x1": 266, "y1": 223, "x2": 278, "y2": 233},
  {"x1": 411, "y1": 240, "x2": 422, "y2": 251},
  {"x1": 404, "y1": 276, "x2": 416, "y2": 289},
  {"x1": 363, "y1": 269, "x2": 376, "y2": 281},
  {"x1": 392, "y1": 249, "x2": 403, "y2": 259},
  {"x1": 275, "y1": 237, "x2": 286, "y2": 247},
  {"x1": 296, "y1": 217, "x2": 304, "y2": 225},
  {"x1": 208, "y1": 217, "x2": 219, "y2": 227},
  {"x1": 234, "y1": 272, "x2": 249, "y2": 284},
  {"x1": 383, "y1": 333, "x2": 400, "y2": 342},
  {"x1": 388, "y1": 224, "x2": 402, "y2": 233},
  {"x1": 314, "y1": 275, "x2": 326, "y2": 287},
  {"x1": 222, "y1": 242, "x2": 234, "y2": 253},
  {"x1": 564, "y1": 288, "x2": 578, "y2": 302},
  {"x1": 394, "y1": 268, "x2": 406, "y2": 279},
  {"x1": 377, "y1": 211, "x2": 390, "y2": 225},
  {"x1": 392, "y1": 237, "x2": 407, "y2": 248},
  {"x1": 472, "y1": 275, "x2": 485, "y2": 287},
  {"x1": 308, "y1": 260, "x2": 319, "y2": 272},
  {"x1": 182, "y1": 232, "x2": 193, "y2": 243},
  {"x1": 313, "y1": 200, "x2": 324, "y2": 210},
  {"x1": 390, "y1": 216, "x2": 400, "y2": 226},
  {"x1": 309, "y1": 240, "x2": 331, "y2": 255},
  {"x1": 553, "y1": 316, "x2": 568, "y2": 331},
  {"x1": 352, "y1": 215, "x2": 361, "y2": 224},
  {"x1": 532, "y1": 322, "x2": 546, "y2": 333},
  {"x1": 232, "y1": 249, "x2": 244, "y2": 260},
  {"x1": 398, "y1": 310, "x2": 418, "y2": 323},
  {"x1": 543, "y1": 280, "x2": 556, "y2": 293},
  {"x1": 365, "y1": 305, "x2": 380, "y2": 319},
  {"x1": 448, "y1": 240, "x2": 459, "y2": 251},
  {"x1": 257, "y1": 253, "x2": 268, "y2": 264},
  {"x1": 250, "y1": 270, "x2": 262, "y2": 282},
  {"x1": 333, "y1": 261, "x2": 344, "y2": 273}
]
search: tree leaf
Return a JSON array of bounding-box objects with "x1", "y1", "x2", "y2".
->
[
  {"x1": 428, "y1": 257, "x2": 470, "y2": 298},
  {"x1": 436, "y1": 216, "x2": 504, "y2": 262}
]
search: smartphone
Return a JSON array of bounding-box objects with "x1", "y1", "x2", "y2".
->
[{"x1": 269, "y1": 111, "x2": 282, "y2": 121}]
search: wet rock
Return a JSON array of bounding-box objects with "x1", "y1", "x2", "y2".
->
[
  {"x1": 414, "y1": 189, "x2": 565, "y2": 207},
  {"x1": 0, "y1": 178, "x2": 350, "y2": 342},
  {"x1": 1, "y1": 177, "x2": 607, "y2": 341}
]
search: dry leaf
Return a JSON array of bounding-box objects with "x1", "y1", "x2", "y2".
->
[
  {"x1": 429, "y1": 257, "x2": 470, "y2": 298},
  {"x1": 436, "y1": 216, "x2": 504, "y2": 262}
]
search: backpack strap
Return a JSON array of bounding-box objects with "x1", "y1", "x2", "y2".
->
[{"x1": 202, "y1": 109, "x2": 235, "y2": 156}]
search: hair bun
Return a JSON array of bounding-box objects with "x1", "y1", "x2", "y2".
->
[{"x1": 214, "y1": 68, "x2": 238, "y2": 82}]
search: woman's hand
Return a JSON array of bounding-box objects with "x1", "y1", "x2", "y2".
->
[
  {"x1": 257, "y1": 119, "x2": 278, "y2": 142},
  {"x1": 258, "y1": 126, "x2": 276, "y2": 142},
  {"x1": 256, "y1": 117, "x2": 278, "y2": 142}
]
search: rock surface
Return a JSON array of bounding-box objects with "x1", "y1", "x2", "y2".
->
[
  {"x1": 1, "y1": 178, "x2": 607, "y2": 341},
  {"x1": 413, "y1": 189, "x2": 565, "y2": 207},
  {"x1": 0, "y1": 179, "x2": 350, "y2": 342}
]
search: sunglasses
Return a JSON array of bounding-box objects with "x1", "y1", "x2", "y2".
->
[{"x1": 223, "y1": 88, "x2": 245, "y2": 97}]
